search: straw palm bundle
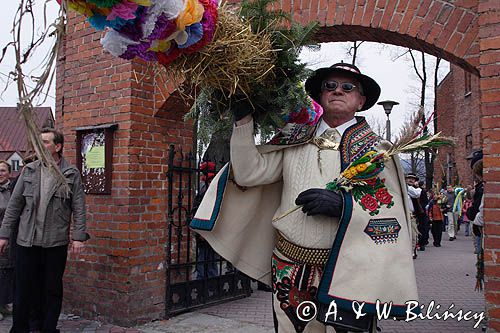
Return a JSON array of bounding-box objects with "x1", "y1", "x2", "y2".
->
[{"x1": 166, "y1": 8, "x2": 277, "y2": 99}]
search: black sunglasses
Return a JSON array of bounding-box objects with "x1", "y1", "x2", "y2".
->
[{"x1": 321, "y1": 80, "x2": 357, "y2": 93}]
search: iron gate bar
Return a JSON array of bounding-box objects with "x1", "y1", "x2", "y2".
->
[{"x1": 165, "y1": 144, "x2": 251, "y2": 318}]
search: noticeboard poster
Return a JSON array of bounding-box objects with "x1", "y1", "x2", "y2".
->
[{"x1": 76, "y1": 124, "x2": 117, "y2": 194}]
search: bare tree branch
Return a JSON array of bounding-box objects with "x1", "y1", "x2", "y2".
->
[
  {"x1": 347, "y1": 41, "x2": 364, "y2": 65},
  {"x1": 2, "y1": 0, "x2": 70, "y2": 195},
  {"x1": 408, "y1": 49, "x2": 424, "y2": 83},
  {"x1": 391, "y1": 49, "x2": 410, "y2": 61}
]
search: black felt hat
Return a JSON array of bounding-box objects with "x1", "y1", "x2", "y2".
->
[
  {"x1": 405, "y1": 173, "x2": 419, "y2": 181},
  {"x1": 466, "y1": 149, "x2": 483, "y2": 168},
  {"x1": 305, "y1": 62, "x2": 381, "y2": 111}
]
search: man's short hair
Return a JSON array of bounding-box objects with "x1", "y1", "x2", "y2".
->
[
  {"x1": 41, "y1": 127, "x2": 64, "y2": 153},
  {"x1": 0, "y1": 160, "x2": 11, "y2": 173}
]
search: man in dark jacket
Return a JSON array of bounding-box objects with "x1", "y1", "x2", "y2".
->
[
  {"x1": 0, "y1": 128, "x2": 88, "y2": 333},
  {"x1": 466, "y1": 150, "x2": 484, "y2": 255}
]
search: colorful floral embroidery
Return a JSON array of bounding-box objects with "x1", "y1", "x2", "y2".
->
[
  {"x1": 352, "y1": 177, "x2": 394, "y2": 215},
  {"x1": 272, "y1": 252, "x2": 322, "y2": 333}
]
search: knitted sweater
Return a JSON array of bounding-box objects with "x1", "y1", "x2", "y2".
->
[{"x1": 231, "y1": 120, "x2": 340, "y2": 248}]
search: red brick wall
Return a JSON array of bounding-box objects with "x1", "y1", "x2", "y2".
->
[
  {"x1": 480, "y1": 0, "x2": 500, "y2": 331},
  {"x1": 56, "y1": 0, "x2": 500, "y2": 329},
  {"x1": 435, "y1": 64, "x2": 481, "y2": 188},
  {"x1": 56, "y1": 12, "x2": 193, "y2": 326}
]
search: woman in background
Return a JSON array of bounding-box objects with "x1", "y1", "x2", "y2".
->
[
  {"x1": 0, "y1": 160, "x2": 15, "y2": 320},
  {"x1": 428, "y1": 191, "x2": 444, "y2": 247}
]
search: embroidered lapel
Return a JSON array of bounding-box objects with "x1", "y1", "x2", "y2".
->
[
  {"x1": 266, "y1": 122, "x2": 319, "y2": 146},
  {"x1": 339, "y1": 117, "x2": 381, "y2": 171}
]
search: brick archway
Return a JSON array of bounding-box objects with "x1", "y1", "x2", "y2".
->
[{"x1": 58, "y1": 0, "x2": 499, "y2": 329}]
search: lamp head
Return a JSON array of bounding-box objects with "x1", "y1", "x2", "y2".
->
[{"x1": 377, "y1": 100, "x2": 399, "y2": 115}]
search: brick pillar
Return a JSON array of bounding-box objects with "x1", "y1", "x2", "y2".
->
[
  {"x1": 56, "y1": 12, "x2": 194, "y2": 325},
  {"x1": 479, "y1": 0, "x2": 500, "y2": 331}
]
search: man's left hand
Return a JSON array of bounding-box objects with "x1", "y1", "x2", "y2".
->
[
  {"x1": 295, "y1": 189, "x2": 343, "y2": 217},
  {"x1": 70, "y1": 240, "x2": 85, "y2": 255}
]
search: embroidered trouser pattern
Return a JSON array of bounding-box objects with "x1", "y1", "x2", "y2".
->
[{"x1": 272, "y1": 249, "x2": 336, "y2": 333}]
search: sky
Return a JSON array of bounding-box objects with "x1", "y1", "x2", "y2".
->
[
  {"x1": 0, "y1": 1, "x2": 60, "y2": 109},
  {"x1": 300, "y1": 42, "x2": 450, "y2": 140},
  {"x1": 0, "y1": 1, "x2": 450, "y2": 140}
]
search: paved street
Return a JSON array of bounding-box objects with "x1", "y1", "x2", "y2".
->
[{"x1": 0, "y1": 231, "x2": 486, "y2": 332}]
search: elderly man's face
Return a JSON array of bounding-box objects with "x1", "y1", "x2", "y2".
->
[
  {"x1": 405, "y1": 177, "x2": 416, "y2": 186},
  {"x1": 319, "y1": 73, "x2": 366, "y2": 121}
]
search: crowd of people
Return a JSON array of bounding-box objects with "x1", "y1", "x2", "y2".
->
[{"x1": 406, "y1": 150, "x2": 485, "y2": 287}]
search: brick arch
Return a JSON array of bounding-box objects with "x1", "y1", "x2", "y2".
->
[
  {"x1": 274, "y1": 0, "x2": 480, "y2": 73},
  {"x1": 315, "y1": 25, "x2": 479, "y2": 73}
]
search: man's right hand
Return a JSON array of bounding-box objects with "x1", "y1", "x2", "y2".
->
[{"x1": 0, "y1": 239, "x2": 9, "y2": 254}]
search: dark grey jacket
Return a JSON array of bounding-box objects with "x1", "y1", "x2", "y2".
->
[{"x1": 0, "y1": 158, "x2": 87, "y2": 247}]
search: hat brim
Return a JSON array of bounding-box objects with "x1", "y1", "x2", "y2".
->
[{"x1": 305, "y1": 67, "x2": 381, "y2": 111}]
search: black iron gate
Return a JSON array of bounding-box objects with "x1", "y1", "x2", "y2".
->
[{"x1": 165, "y1": 144, "x2": 251, "y2": 317}]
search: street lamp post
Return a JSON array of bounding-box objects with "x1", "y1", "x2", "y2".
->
[{"x1": 377, "y1": 100, "x2": 399, "y2": 141}]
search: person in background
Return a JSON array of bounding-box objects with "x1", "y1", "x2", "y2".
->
[
  {"x1": 417, "y1": 180, "x2": 430, "y2": 250},
  {"x1": 427, "y1": 191, "x2": 444, "y2": 247},
  {"x1": 453, "y1": 187, "x2": 465, "y2": 233},
  {"x1": 465, "y1": 150, "x2": 484, "y2": 290},
  {"x1": 406, "y1": 173, "x2": 423, "y2": 255},
  {"x1": 466, "y1": 150, "x2": 484, "y2": 256},
  {"x1": 0, "y1": 128, "x2": 89, "y2": 333},
  {"x1": 462, "y1": 190, "x2": 473, "y2": 237},
  {"x1": 444, "y1": 185, "x2": 457, "y2": 241},
  {"x1": 0, "y1": 161, "x2": 15, "y2": 321}
]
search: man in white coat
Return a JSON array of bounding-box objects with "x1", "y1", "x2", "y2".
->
[{"x1": 191, "y1": 63, "x2": 418, "y2": 332}]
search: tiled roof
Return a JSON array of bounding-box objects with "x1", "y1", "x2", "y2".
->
[
  {"x1": 0, "y1": 152, "x2": 12, "y2": 161},
  {"x1": 0, "y1": 107, "x2": 54, "y2": 155}
]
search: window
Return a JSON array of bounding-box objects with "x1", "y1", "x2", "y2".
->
[
  {"x1": 464, "y1": 72, "x2": 472, "y2": 97},
  {"x1": 11, "y1": 160, "x2": 20, "y2": 172},
  {"x1": 465, "y1": 133, "x2": 473, "y2": 151}
]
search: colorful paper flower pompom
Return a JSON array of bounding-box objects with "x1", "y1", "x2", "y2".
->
[
  {"x1": 142, "y1": 0, "x2": 186, "y2": 38},
  {"x1": 178, "y1": 23, "x2": 204, "y2": 48},
  {"x1": 118, "y1": 14, "x2": 176, "y2": 61},
  {"x1": 89, "y1": 13, "x2": 130, "y2": 30},
  {"x1": 130, "y1": 0, "x2": 151, "y2": 5},
  {"x1": 181, "y1": 0, "x2": 218, "y2": 54},
  {"x1": 114, "y1": 6, "x2": 146, "y2": 41},
  {"x1": 283, "y1": 96, "x2": 323, "y2": 125},
  {"x1": 101, "y1": 30, "x2": 140, "y2": 57},
  {"x1": 67, "y1": 0, "x2": 96, "y2": 17},
  {"x1": 65, "y1": 0, "x2": 219, "y2": 66},
  {"x1": 157, "y1": 46, "x2": 182, "y2": 67},
  {"x1": 87, "y1": 0, "x2": 122, "y2": 8},
  {"x1": 176, "y1": 0, "x2": 205, "y2": 31},
  {"x1": 107, "y1": 0, "x2": 139, "y2": 20}
]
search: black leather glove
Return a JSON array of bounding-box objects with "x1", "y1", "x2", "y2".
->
[
  {"x1": 230, "y1": 95, "x2": 253, "y2": 121},
  {"x1": 295, "y1": 188, "x2": 343, "y2": 217}
]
